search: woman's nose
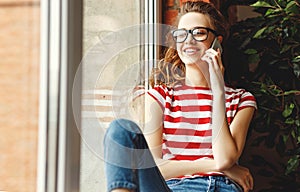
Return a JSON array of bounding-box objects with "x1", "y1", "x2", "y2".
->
[{"x1": 185, "y1": 33, "x2": 196, "y2": 44}]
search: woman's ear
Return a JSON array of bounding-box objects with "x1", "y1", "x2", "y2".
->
[{"x1": 217, "y1": 35, "x2": 223, "y2": 43}]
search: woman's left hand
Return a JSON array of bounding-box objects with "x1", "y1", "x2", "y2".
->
[
  {"x1": 223, "y1": 164, "x2": 254, "y2": 192},
  {"x1": 201, "y1": 48, "x2": 225, "y2": 93}
]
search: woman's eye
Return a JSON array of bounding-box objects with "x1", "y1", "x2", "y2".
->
[
  {"x1": 175, "y1": 32, "x2": 187, "y2": 39},
  {"x1": 193, "y1": 30, "x2": 206, "y2": 36}
]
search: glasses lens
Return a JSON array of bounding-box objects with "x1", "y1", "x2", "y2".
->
[
  {"x1": 173, "y1": 29, "x2": 187, "y2": 43},
  {"x1": 192, "y1": 28, "x2": 208, "y2": 41}
]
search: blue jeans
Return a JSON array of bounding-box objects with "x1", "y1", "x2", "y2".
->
[
  {"x1": 104, "y1": 119, "x2": 243, "y2": 192},
  {"x1": 166, "y1": 176, "x2": 243, "y2": 192}
]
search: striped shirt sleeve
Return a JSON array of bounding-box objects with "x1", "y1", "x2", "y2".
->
[
  {"x1": 238, "y1": 90, "x2": 257, "y2": 110},
  {"x1": 147, "y1": 85, "x2": 167, "y2": 110}
]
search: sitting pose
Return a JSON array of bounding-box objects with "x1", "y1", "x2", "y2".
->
[{"x1": 104, "y1": 1, "x2": 257, "y2": 192}]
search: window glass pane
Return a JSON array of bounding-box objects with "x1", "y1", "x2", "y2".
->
[
  {"x1": 81, "y1": 1, "x2": 143, "y2": 191},
  {"x1": 0, "y1": 0, "x2": 40, "y2": 191}
]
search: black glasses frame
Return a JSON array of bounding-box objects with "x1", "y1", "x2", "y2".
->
[{"x1": 172, "y1": 27, "x2": 218, "y2": 43}]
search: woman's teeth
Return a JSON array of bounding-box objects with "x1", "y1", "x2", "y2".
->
[{"x1": 184, "y1": 48, "x2": 199, "y2": 54}]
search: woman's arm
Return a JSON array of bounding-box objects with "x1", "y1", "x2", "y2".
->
[
  {"x1": 144, "y1": 88, "x2": 254, "y2": 190},
  {"x1": 202, "y1": 48, "x2": 255, "y2": 170},
  {"x1": 144, "y1": 94, "x2": 219, "y2": 180},
  {"x1": 211, "y1": 97, "x2": 255, "y2": 170}
]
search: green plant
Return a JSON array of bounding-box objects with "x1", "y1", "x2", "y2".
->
[{"x1": 223, "y1": 0, "x2": 300, "y2": 191}]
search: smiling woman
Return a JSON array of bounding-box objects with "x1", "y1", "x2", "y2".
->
[{"x1": 103, "y1": 1, "x2": 257, "y2": 192}]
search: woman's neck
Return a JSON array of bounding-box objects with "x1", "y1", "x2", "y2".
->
[{"x1": 185, "y1": 64, "x2": 209, "y2": 87}]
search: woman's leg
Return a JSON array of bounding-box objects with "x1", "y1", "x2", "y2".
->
[{"x1": 104, "y1": 118, "x2": 171, "y2": 192}]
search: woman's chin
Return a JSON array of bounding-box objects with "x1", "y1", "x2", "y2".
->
[{"x1": 182, "y1": 57, "x2": 202, "y2": 65}]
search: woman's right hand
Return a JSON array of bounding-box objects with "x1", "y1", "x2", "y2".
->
[
  {"x1": 201, "y1": 48, "x2": 225, "y2": 94},
  {"x1": 223, "y1": 164, "x2": 253, "y2": 192}
]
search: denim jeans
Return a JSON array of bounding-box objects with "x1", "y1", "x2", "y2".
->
[
  {"x1": 104, "y1": 119, "x2": 243, "y2": 192},
  {"x1": 166, "y1": 176, "x2": 243, "y2": 192}
]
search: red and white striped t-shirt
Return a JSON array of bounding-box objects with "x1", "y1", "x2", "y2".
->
[{"x1": 147, "y1": 84, "x2": 257, "y2": 170}]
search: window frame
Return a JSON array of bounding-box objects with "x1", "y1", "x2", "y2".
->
[
  {"x1": 37, "y1": 0, "x2": 162, "y2": 191},
  {"x1": 37, "y1": 0, "x2": 82, "y2": 191},
  {"x1": 144, "y1": 0, "x2": 162, "y2": 89}
]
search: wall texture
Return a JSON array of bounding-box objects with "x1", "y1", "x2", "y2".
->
[{"x1": 0, "y1": 0, "x2": 40, "y2": 191}]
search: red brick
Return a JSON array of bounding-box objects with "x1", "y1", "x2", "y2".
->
[{"x1": 0, "y1": 2, "x2": 40, "y2": 191}]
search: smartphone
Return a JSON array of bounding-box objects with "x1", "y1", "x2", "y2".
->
[{"x1": 211, "y1": 37, "x2": 223, "y2": 54}]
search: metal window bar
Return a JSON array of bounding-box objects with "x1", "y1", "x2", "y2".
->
[
  {"x1": 144, "y1": 0, "x2": 161, "y2": 89},
  {"x1": 37, "y1": 0, "x2": 82, "y2": 191}
]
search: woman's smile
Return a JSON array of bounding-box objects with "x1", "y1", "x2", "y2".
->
[{"x1": 183, "y1": 46, "x2": 201, "y2": 55}]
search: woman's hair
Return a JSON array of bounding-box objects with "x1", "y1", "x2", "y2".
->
[{"x1": 149, "y1": 1, "x2": 228, "y2": 88}]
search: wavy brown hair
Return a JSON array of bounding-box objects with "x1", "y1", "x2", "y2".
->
[{"x1": 149, "y1": 1, "x2": 228, "y2": 88}]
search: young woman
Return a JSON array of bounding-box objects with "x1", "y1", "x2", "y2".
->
[{"x1": 104, "y1": 1, "x2": 257, "y2": 192}]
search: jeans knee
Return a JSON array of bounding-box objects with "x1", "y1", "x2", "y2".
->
[
  {"x1": 104, "y1": 119, "x2": 143, "y2": 164},
  {"x1": 104, "y1": 118, "x2": 142, "y2": 144},
  {"x1": 108, "y1": 118, "x2": 142, "y2": 135}
]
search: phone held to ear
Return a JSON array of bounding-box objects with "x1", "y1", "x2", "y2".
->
[{"x1": 211, "y1": 37, "x2": 223, "y2": 54}]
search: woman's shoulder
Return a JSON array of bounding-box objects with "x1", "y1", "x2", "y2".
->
[
  {"x1": 150, "y1": 84, "x2": 175, "y2": 92},
  {"x1": 225, "y1": 85, "x2": 252, "y2": 95},
  {"x1": 224, "y1": 85, "x2": 256, "y2": 101}
]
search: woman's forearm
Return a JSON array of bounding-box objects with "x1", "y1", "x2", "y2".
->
[
  {"x1": 154, "y1": 158, "x2": 218, "y2": 180},
  {"x1": 211, "y1": 93, "x2": 238, "y2": 170}
]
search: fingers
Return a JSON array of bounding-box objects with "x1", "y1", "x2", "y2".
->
[
  {"x1": 201, "y1": 50, "x2": 218, "y2": 70},
  {"x1": 201, "y1": 48, "x2": 225, "y2": 93},
  {"x1": 245, "y1": 169, "x2": 254, "y2": 191},
  {"x1": 241, "y1": 170, "x2": 254, "y2": 192},
  {"x1": 201, "y1": 48, "x2": 224, "y2": 75},
  {"x1": 224, "y1": 165, "x2": 254, "y2": 192},
  {"x1": 248, "y1": 174, "x2": 254, "y2": 190}
]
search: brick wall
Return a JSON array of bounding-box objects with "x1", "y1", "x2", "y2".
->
[{"x1": 0, "y1": 1, "x2": 40, "y2": 191}]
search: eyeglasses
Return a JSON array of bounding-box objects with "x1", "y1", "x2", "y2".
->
[{"x1": 172, "y1": 27, "x2": 218, "y2": 43}]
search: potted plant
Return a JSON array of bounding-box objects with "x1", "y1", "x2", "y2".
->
[{"x1": 222, "y1": 0, "x2": 300, "y2": 191}]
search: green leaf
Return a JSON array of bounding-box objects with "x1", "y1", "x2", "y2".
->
[
  {"x1": 295, "y1": 119, "x2": 300, "y2": 127},
  {"x1": 269, "y1": 59, "x2": 279, "y2": 65},
  {"x1": 251, "y1": 1, "x2": 274, "y2": 8},
  {"x1": 265, "y1": 8, "x2": 283, "y2": 17},
  {"x1": 265, "y1": 26, "x2": 276, "y2": 34},
  {"x1": 286, "y1": 155, "x2": 299, "y2": 175},
  {"x1": 285, "y1": 117, "x2": 295, "y2": 124},
  {"x1": 283, "y1": 28, "x2": 289, "y2": 37},
  {"x1": 253, "y1": 27, "x2": 267, "y2": 38},
  {"x1": 280, "y1": 44, "x2": 291, "y2": 53},
  {"x1": 293, "y1": 63, "x2": 300, "y2": 78},
  {"x1": 282, "y1": 103, "x2": 295, "y2": 117},
  {"x1": 248, "y1": 54, "x2": 260, "y2": 64},
  {"x1": 244, "y1": 49, "x2": 257, "y2": 54},
  {"x1": 291, "y1": 130, "x2": 296, "y2": 138},
  {"x1": 285, "y1": 1, "x2": 300, "y2": 14},
  {"x1": 292, "y1": 55, "x2": 300, "y2": 63}
]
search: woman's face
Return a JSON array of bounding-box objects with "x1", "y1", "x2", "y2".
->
[{"x1": 176, "y1": 12, "x2": 215, "y2": 65}]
